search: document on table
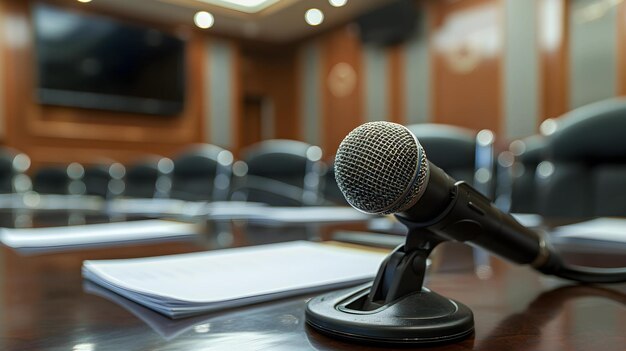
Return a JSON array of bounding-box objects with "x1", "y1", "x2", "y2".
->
[
  {"x1": 82, "y1": 241, "x2": 387, "y2": 319},
  {"x1": 549, "y1": 217, "x2": 626, "y2": 253},
  {"x1": 208, "y1": 206, "x2": 373, "y2": 224},
  {"x1": 0, "y1": 220, "x2": 201, "y2": 253},
  {"x1": 0, "y1": 193, "x2": 104, "y2": 211},
  {"x1": 84, "y1": 281, "x2": 304, "y2": 341},
  {"x1": 107, "y1": 198, "x2": 212, "y2": 217},
  {"x1": 89, "y1": 198, "x2": 372, "y2": 224}
]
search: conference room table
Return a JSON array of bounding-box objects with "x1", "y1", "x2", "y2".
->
[{"x1": 0, "y1": 208, "x2": 624, "y2": 351}]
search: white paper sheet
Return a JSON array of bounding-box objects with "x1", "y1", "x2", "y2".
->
[
  {"x1": 0, "y1": 220, "x2": 200, "y2": 251},
  {"x1": 551, "y1": 218, "x2": 626, "y2": 243},
  {"x1": 0, "y1": 193, "x2": 104, "y2": 211},
  {"x1": 107, "y1": 198, "x2": 214, "y2": 217},
  {"x1": 548, "y1": 217, "x2": 626, "y2": 255},
  {"x1": 82, "y1": 241, "x2": 387, "y2": 318},
  {"x1": 208, "y1": 206, "x2": 373, "y2": 224}
]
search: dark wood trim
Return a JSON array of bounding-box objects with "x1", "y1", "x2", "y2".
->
[
  {"x1": 320, "y1": 25, "x2": 364, "y2": 158},
  {"x1": 388, "y1": 44, "x2": 406, "y2": 124},
  {"x1": 429, "y1": 0, "x2": 503, "y2": 133}
]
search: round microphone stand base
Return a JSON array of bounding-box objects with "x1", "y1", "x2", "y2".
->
[{"x1": 306, "y1": 283, "x2": 474, "y2": 346}]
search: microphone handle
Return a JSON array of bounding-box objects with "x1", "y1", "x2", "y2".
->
[{"x1": 397, "y1": 167, "x2": 548, "y2": 267}]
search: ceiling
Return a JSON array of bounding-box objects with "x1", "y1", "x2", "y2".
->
[{"x1": 85, "y1": 0, "x2": 390, "y2": 42}]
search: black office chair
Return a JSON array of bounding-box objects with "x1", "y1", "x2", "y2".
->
[
  {"x1": 33, "y1": 167, "x2": 67, "y2": 195},
  {"x1": 124, "y1": 156, "x2": 174, "y2": 198},
  {"x1": 83, "y1": 162, "x2": 126, "y2": 199},
  {"x1": 170, "y1": 144, "x2": 233, "y2": 201},
  {"x1": 320, "y1": 159, "x2": 348, "y2": 206},
  {"x1": 404, "y1": 123, "x2": 497, "y2": 271},
  {"x1": 405, "y1": 123, "x2": 496, "y2": 198},
  {"x1": 536, "y1": 98, "x2": 626, "y2": 218},
  {"x1": 0, "y1": 147, "x2": 31, "y2": 194},
  {"x1": 503, "y1": 135, "x2": 547, "y2": 214},
  {"x1": 233, "y1": 139, "x2": 323, "y2": 206},
  {"x1": 33, "y1": 162, "x2": 85, "y2": 195}
]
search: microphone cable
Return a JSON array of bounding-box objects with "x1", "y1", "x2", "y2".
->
[
  {"x1": 549, "y1": 263, "x2": 626, "y2": 284},
  {"x1": 537, "y1": 243, "x2": 626, "y2": 283}
]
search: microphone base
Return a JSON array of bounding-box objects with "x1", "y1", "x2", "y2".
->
[{"x1": 305, "y1": 283, "x2": 474, "y2": 346}]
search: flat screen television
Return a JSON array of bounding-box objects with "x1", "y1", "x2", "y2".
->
[
  {"x1": 356, "y1": 0, "x2": 418, "y2": 46},
  {"x1": 33, "y1": 3, "x2": 186, "y2": 116}
]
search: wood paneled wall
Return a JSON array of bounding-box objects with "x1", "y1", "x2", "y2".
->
[
  {"x1": 320, "y1": 26, "x2": 364, "y2": 156},
  {"x1": 3, "y1": 0, "x2": 625, "y2": 169},
  {"x1": 295, "y1": 0, "x2": 507, "y2": 157},
  {"x1": 241, "y1": 45, "x2": 299, "y2": 149},
  {"x1": 0, "y1": 0, "x2": 212, "y2": 169},
  {"x1": 430, "y1": 0, "x2": 503, "y2": 133},
  {"x1": 388, "y1": 45, "x2": 406, "y2": 125}
]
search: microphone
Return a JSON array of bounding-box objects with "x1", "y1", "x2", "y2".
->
[
  {"x1": 305, "y1": 121, "x2": 624, "y2": 346},
  {"x1": 334, "y1": 121, "x2": 626, "y2": 283},
  {"x1": 335, "y1": 121, "x2": 551, "y2": 267}
]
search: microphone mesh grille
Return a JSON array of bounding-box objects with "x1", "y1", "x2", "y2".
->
[{"x1": 334, "y1": 121, "x2": 429, "y2": 214}]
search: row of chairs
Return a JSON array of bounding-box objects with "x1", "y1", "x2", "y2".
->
[
  {"x1": 2, "y1": 98, "x2": 623, "y2": 217},
  {"x1": 499, "y1": 98, "x2": 626, "y2": 218},
  {"x1": 0, "y1": 125, "x2": 495, "y2": 208},
  {"x1": 0, "y1": 140, "x2": 329, "y2": 206}
]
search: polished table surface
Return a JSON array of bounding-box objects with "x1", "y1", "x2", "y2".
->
[{"x1": 0, "y1": 210, "x2": 624, "y2": 351}]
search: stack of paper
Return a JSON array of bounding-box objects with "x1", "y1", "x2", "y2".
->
[
  {"x1": 84, "y1": 281, "x2": 305, "y2": 341},
  {"x1": 0, "y1": 220, "x2": 200, "y2": 253},
  {"x1": 82, "y1": 241, "x2": 387, "y2": 318},
  {"x1": 0, "y1": 193, "x2": 104, "y2": 211},
  {"x1": 550, "y1": 218, "x2": 626, "y2": 254},
  {"x1": 106, "y1": 200, "x2": 370, "y2": 225},
  {"x1": 208, "y1": 206, "x2": 373, "y2": 224},
  {"x1": 107, "y1": 198, "x2": 212, "y2": 217}
]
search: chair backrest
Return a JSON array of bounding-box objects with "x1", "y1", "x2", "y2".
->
[
  {"x1": 83, "y1": 162, "x2": 126, "y2": 199},
  {"x1": 235, "y1": 139, "x2": 323, "y2": 206},
  {"x1": 405, "y1": 123, "x2": 496, "y2": 198},
  {"x1": 124, "y1": 156, "x2": 174, "y2": 198},
  {"x1": 536, "y1": 98, "x2": 626, "y2": 218},
  {"x1": 33, "y1": 162, "x2": 85, "y2": 195},
  {"x1": 171, "y1": 144, "x2": 233, "y2": 201},
  {"x1": 504, "y1": 135, "x2": 547, "y2": 214},
  {"x1": 320, "y1": 158, "x2": 348, "y2": 206},
  {"x1": 0, "y1": 147, "x2": 31, "y2": 194}
]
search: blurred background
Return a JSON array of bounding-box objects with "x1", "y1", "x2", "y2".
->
[
  {"x1": 0, "y1": 0, "x2": 624, "y2": 217},
  {"x1": 0, "y1": 0, "x2": 573, "y2": 161}
]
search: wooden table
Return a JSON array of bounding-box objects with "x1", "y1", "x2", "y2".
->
[{"x1": 0, "y1": 210, "x2": 624, "y2": 351}]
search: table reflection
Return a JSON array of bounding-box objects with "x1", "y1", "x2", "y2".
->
[{"x1": 0, "y1": 205, "x2": 623, "y2": 351}]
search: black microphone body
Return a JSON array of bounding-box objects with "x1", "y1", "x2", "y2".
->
[
  {"x1": 305, "y1": 121, "x2": 624, "y2": 347},
  {"x1": 400, "y1": 162, "x2": 546, "y2": 267},
  {"x1": 335, "y1": 121, "x2": 625, "y2": 283},
  {"x1": 333, "y1": 121, "x2": 559, "y2": 274}
]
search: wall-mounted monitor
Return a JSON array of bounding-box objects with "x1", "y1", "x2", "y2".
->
[
  {"x1": 356, "y1": 0, "x2": 418, "y2": 46},
  {"x1": 33, "y1": 3, "x2": 186, "y2": 116}
]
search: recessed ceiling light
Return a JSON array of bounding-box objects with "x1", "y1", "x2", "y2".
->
[
  {"x1": 194, "y1": 11, "x2": 215, "y2": 29},
  {"x1": 329, "y1": 0, "x2": 348, "y2": 7},
  {"x1": 305, "y1": 8, "x2": 324, "y2": 26},
  {"x1": 77, "y1": 0, "x2": 92, "y2": 3},
  {"x1": 194, "y1": 0, "x2": 280, "y2": 13}
]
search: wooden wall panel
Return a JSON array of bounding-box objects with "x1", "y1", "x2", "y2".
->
[
  {"x1": 320, "y1": 26, "x2": 363, "y2": 157},
  {"x1": 1, "y1": 0, "x2": 207, "y2": 169},
  {"x1": 430, "y1": 0, "x2": 503, "y2": 133},
  {"x1": 388, "y1": 45, "x2": 406, "y2": 125},
  {"x1": 240, "y1": 46, "x2": 299, "y2": 151}
]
